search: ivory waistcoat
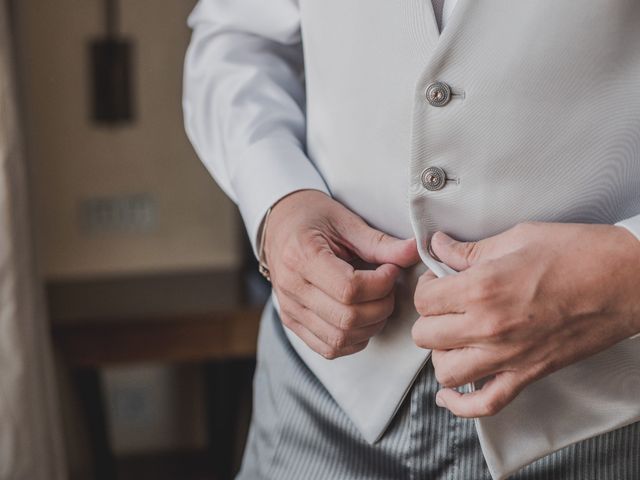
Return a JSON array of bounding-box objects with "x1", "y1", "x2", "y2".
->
[{"x1": 282, "y1": 1, "x2": 640, "y2": 478}]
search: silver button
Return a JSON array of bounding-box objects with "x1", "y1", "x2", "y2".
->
[
  {"x1": 425, "y1": 81, "x2": 452, "y2": 107},
  {"x1": 421, "y1": 166, "x2": 447, "y2": 191}
]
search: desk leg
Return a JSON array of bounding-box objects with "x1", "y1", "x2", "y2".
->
[
  {"x1": 204, "y1": 359, "x2": 255, "y2": 480},
  {"x1": 75, "y1": 368, "x2": 117, "y2": 480}
]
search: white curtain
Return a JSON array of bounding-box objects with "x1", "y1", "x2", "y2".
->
[{"x1": 0, "y1": 3, "x2": 66, "y2": 479}]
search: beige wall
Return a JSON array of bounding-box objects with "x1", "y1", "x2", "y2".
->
[{"x1": 16, "y1": 0, "x2": 241, "y2": 279}]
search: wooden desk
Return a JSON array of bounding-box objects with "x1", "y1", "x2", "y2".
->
[
  {"x1": 53, "y1": 309, "x2": 262, "y2": 367},
  {"x1": 50, "y1": 270, "x2": 267, "y2": 480}
]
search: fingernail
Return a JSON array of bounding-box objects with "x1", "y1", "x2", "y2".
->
[{"x1": 435, "y1": 394, "x2": 446, "y2": 408}]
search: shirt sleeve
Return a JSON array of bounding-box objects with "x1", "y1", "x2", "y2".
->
[{"x1": 183, "y1": 0, "x2": 330, "y2": 254}]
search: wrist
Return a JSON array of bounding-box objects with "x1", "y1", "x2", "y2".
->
[{"x1": 258, "y1": 189, "x2": 330, "y2": 274}]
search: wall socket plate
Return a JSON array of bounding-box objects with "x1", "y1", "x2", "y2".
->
[
  {"x1": 79, "y1": 193, "x2": 157, "y2": 234},
  {"x1": 103, "y1": 365, "x2": 206, "y2": 454}
]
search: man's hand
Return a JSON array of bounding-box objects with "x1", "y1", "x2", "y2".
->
[
  {"x1": 412, "y1": 222, "x2": 640, "y2": 418},
  {"x1": 265, "y1": 190, "x2": 420, "y2": 359}
]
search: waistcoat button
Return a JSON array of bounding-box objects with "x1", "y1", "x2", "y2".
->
[
  {"x1": 425, "y1": 81, "x2": 452, "y2": 107},
  {"x1": 421, "y1": 166, "x2": 447, "y2": 191}
]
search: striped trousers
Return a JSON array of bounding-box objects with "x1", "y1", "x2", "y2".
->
[{"x1": 237, "y1": 303, "x2": 640, "y2": 479}]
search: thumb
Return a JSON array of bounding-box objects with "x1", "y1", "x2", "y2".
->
[
  {"x1": 429, "y1": 231, "x2": 492, "y2": 271},
  {"x1": 345, "y1": 224, "x2": 420, "y2": 268}
]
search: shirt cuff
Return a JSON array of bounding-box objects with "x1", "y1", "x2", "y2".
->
[
  {"x1": 616, "y1": 214, "x2": 640, "y2": 242},
  {"x1": 231, "y1": 137, "x2": 330, "y2": 256}
]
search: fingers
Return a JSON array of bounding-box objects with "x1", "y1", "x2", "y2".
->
[
  {"x1": 429, "y1": 232, "x2": 484, "y2": 272},
  {"x1": 276, "y1": 241, "x2": 398, "y2": 360},
  {"x1": 278, "y1": 294, "x2": 383, "y2": 359},
  {"x1": 283, "y1": 317, "x2": 370, "y2": 359},
  {"x1": 337, "y1": 216, "x2": 420, "y2": 268},
  {"x1": 430, "y1": 348, "x2": 503, "y2": 388},
  {"x1": 281, "y1": 279, "x2": 396, "y2": 330},
  {"x1": 429, "y1": 228, "x2": 524, "y2": 272},
  {"x1": 412, "y1": 314, "x2": 473, "y2": 350},
  {"x1": 276, "y1": 222, "x2": 404, "y2": 359},
  {"x1": 435, "y1": 371, "x2": 526, "y2": 418},
  {"x1": 301, "y1": 250, "x2": 400, "y2": 304},
  {"x1": 414, "y1": 271, "x2": 469, "y2": 316}
]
